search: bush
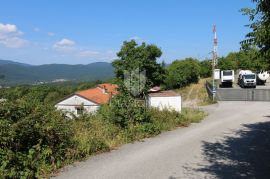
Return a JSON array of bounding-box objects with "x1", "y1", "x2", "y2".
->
[
  {"x1": 149, "y1": 108, "x2": 206, "y2": 129},
  {"x1": 0, "y1": 92, "x2": 206, "y2": 178},
  {"x1": 101, "y1": 92, "x2": 151, "y2": 128},
  {"x1": 70, "y1": 117, "x2": 114, "y2": 158},
  {"x1": 199, "y1": 59, "x2": 212, "y2": 78},
  {"x1": 0, "y1": 100, "x2": 74, "y2": 178},
  {"x1": 165, "y1": 58, "x2": 200, "y2": 89}
]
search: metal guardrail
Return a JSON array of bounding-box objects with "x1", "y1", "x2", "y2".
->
[
  {"x1": 205, "y1": 81, "x2": 215, "y2": 98},
  {"x1": 205, "y1": 82, "x2": 270, "y2": 101}
]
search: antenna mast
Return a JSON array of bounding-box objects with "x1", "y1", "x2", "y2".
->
[
  {"x1": 213, "y1": 25, "x2": 218, "y2": 66},
  {"x1": 212, "y1": 25, "x2": 218, "y2": 100}
]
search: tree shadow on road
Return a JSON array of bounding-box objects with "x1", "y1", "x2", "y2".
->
[{"x1": 195, "y1": 121, "x2": 270, "y2": 179}]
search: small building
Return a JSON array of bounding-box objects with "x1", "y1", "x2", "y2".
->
[
  {"x1": 147, "y1": 90, "x2": 181, "y2": 112},
  {"x1": 55, "y1": 83, "x2": 118, "y2": 117}
]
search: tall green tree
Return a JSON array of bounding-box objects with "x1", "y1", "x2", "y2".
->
[
  {"x1": 112, "y1": 40, "x2": 165, "y2": 95},
  {"x1": 241, "y1": 0, "x2": 270, "y2": 61}
]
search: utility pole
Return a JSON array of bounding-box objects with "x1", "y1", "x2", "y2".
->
[{"x1": 212, "y1": 25, "x2": 218, "y2": 100}]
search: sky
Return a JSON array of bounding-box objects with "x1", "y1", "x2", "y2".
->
[{"x1": 0, "y1": 0, "x2": 255, "y2": 65}]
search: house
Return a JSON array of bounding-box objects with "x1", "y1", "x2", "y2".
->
[
  {"x1": 0, "y1": 98, "x2": 7, "y2": 103},
  {"x1": 55, "y1": 83, "x2": 118, "y2": 117},
  {"x1": 147, "y1": 90, "x2": 181, "y2": 112}
]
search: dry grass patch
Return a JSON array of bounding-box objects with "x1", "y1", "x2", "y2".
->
[{"x1": 175, "y1": 78, "x2": 215, "y2": 107}]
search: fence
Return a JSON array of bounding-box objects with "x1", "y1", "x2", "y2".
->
[{"x1": 206, "y1": 82, "x2": 270, "y2": 101}]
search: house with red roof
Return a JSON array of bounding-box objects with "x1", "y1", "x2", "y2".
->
[{"x1": 55, "y1": 83, "x2": 118, "y2": 117}]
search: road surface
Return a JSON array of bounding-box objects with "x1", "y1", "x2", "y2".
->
[{"x1": 55, "y1": 102, "x2": 270, "y2": 179}]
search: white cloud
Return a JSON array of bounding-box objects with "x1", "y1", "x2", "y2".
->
[
  {"x1": 48, "y1": 32, "x2": 55, "y2": 36},
  {"x1": 0, "y1": 37, "x2": 29, "y2": 48},
  {"x1": 53, "y1": 38, "x2": 75, "y2": 52},
  {"x1": 52, "y1": 38, "x2": 117, "y2": 62},
  {"x1": 77, "y1": 49, "x2": 117, "y2": 61},
  {"x1": 0, "y1": 23, "x2": 17, "y2": 34},
  {"x1": 34, "y1": 27, "x2": 40, "y2": 32},
  {"x1": 55, "y1": 38, "x2": 75, "y2": 46},
  {"x1": 0, "y1": 23, "x2": 29, "y2": 48},
  {"x1": 78, "y1": 50, "x2": 100, "y2": 57}
]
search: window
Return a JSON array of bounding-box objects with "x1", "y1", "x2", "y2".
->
[
  {"x1": 244, "y1": 74, "x2": 256, "y2": 79},
  {"x1": 223, "y1": 71, "x2": 232, "y2": 76},
  {"x1": 75, "y1": 106, "x2": 84, "y2": 115}
]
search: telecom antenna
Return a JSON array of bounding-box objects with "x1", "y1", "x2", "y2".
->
[
  {"x1": 212, "y1": 25, "x2": 218, "y2": 100},
  {"x1": 213, "y1": 25, "x2": 218, "y2": 66}
]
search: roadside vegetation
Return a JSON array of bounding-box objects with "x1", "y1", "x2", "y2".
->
[
  {"x1": 0, "y1": 94, "x2": 206, "y2": 178},
  {"x1": 2, "y1": 0, "x2": 269, "y2": 175},
  {"x1": 175, "y1": 78, "x2": 214, "y2": 107}
]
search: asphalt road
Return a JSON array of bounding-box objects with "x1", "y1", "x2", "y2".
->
[{"x1": 55, "y1": 102, "x2": 270, "y2": 179}]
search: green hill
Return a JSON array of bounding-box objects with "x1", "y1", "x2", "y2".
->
[{"x1": 0, "y1": 60, "x2": 114, "y2": 85}]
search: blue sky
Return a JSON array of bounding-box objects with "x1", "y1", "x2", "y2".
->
[{"x1": 0, "y1": 0, "x2": 254, "y2": 65}]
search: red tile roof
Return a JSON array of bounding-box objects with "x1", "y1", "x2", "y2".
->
[
  {"x1": 97, "y1": 83, "x2": 119, "y2": 95},
  {"x1": 76, "y1": 83, "x2": 118, "y2": 104}
]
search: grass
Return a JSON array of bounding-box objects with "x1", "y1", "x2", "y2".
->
[
  {"x1": 53, "y1": 107, "x2": 207, "y2": 176},
  {"x1": 175, "y1": 78, "x2": 216, "y2": 107},
  {"x1": 60, "y1": 81, "x2": 211, "y2": 175}
]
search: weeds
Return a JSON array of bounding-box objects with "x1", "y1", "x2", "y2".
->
[{"x1": 0, "y1": 98, "x2": 206, "y2": 178}]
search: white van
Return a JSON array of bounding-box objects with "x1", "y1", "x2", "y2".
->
[
  {"x1": 220, "y1": 70, "x2": 234, "y2": 87},
  {"x1": 238, "y1": 70, "x2": 256, "y2": 88}
]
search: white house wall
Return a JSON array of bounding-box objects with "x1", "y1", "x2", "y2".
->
[
  {"x1": 55, "y1": 95, "x2": 100, "y2": 116},
  {"x1": 148, "y1": 96, "x2": 181, "y2": 112}
]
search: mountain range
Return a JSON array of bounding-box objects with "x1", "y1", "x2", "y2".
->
[{"x1": 0, "y1": 59, "x2": 114, "y2": 85}]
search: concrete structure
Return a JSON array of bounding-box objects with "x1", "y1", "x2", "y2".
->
[
  {"x1": 55, "y1": 83, "x2": 118, "y2": 117},
  {"x1": 147, "y1": 90, "x2": 181, "y2": 112}
]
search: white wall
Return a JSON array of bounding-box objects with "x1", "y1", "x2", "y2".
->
[
  {"x1": 55, "y1": 95, "x2": 100, "y2": 117},
  {"x1": 147, "y1": 96, "x2": 181, "y2": 112}
]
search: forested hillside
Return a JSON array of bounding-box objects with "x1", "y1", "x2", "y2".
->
[{"x1": 0, "y1": 60, "x2": 114, "y2": 85}]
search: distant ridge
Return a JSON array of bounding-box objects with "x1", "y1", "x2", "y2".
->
[
  {"x1": 0, "y1": 59, "x2": 32, "y2": 66},
  {"x1": 0, "y1": 59, "x2": 114, "y2": 85}
]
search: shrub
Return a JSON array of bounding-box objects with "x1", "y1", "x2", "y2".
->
[
  {"x1": 165, "y1": 58, "x2": 200, "y2": 89},
  {"x1": 70, "y1": 117, "x2": 114, "y2": 158},
  {"x1": 101, "y1": 92, "x2": 151, "y2": 128},
  {"x1": 149, "y1": 108, "x2": 206, "y2": 130},
  {"x1": 0, "y1": 100, "x2": 74, "y2": 178},
  {"x1": 0, "y1": 92, "x2": 207, "y2": 178},
  {"x1": 199, "y1": 59, "x2": 212, "y2": 78}
]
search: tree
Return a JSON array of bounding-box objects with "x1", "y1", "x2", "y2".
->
[
  {"x1": 165, "y1": 58, "x2": 200, "y2": 89},
  {"x1": 218, "y1": 55, "x2": 238, "y2": 70},
  {"x1": 199, "y1": 59, "x2": 212, "y2": 78},
  {"x1": 241, "y1": 0, "x2": 270, "y2": 61},
  {"x1": 112, "y1": 40, "x2": 165, "y2": 95},
  {"x1": 217, "y1": 49, "x2": 269, "y2": 71}
]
